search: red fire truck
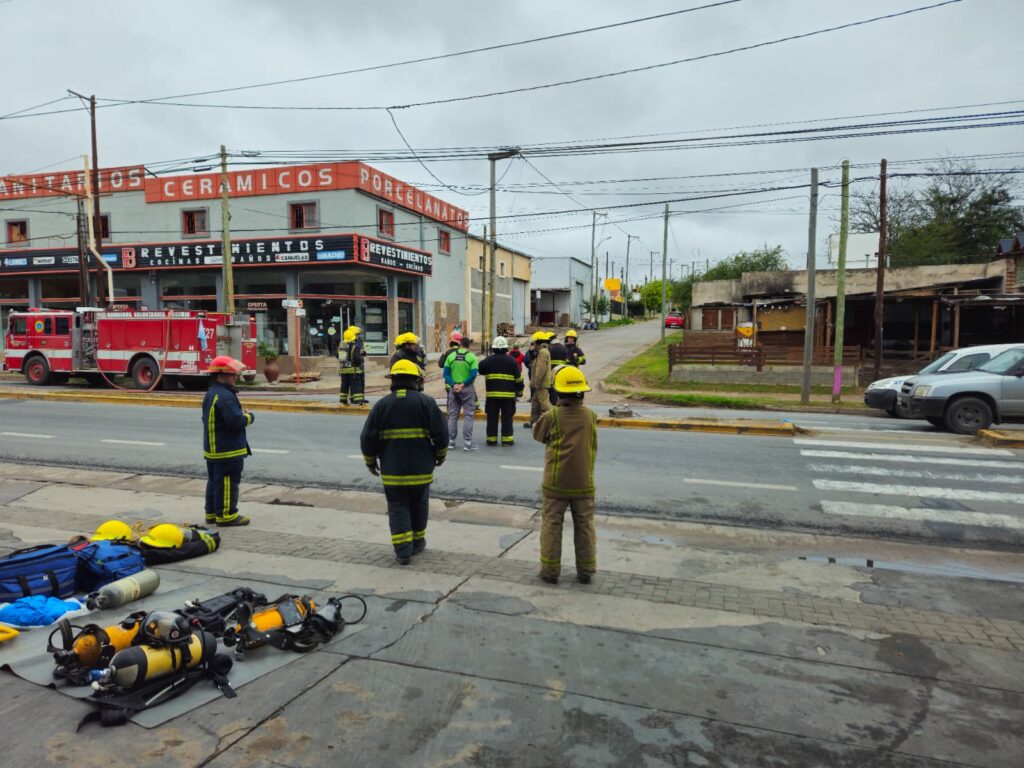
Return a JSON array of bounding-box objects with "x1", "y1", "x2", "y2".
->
[{"x1": 3, "y1": 308, "x2": 257, "y2": 389}]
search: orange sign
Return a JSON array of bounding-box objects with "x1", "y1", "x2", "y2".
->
[
  {"x1": 0, "y1": 166, "x2": 145, "y2": 201},
  {"x1": 144, "y1": 161, "x2": 469, "y2": 231}
]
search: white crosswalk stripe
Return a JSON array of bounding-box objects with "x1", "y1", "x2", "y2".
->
[
  {"x1": 821, "y1": 501, "x2": 1024, "y2": 530},
  {"x1": 806, "y1": 463, "x2": 1024, "y2": 486},
  {"x1": 794, "y1": 438, "x2": 1013, "y2": 456},
  {"x1": 813, "y1": 479, "x2": 1024, "y2": 504},
  {"x1": 799, "y1": 449, "x2": 1022, "y2": 470}
]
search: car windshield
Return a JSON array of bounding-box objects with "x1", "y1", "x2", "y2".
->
[
  {"x1": 918, "y1": 352, "x2": 956, "y2": 375},
  {"x1": 977, "y1": 348, "x2": 1024, "y2": 374}
]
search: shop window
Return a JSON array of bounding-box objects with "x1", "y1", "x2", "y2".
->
[
  {"x1": 438, "y1": 230, "x2": 450, "y2": 254},
  {"x1": 397, "y1": 280, "x2": 415, "y2": 299},
  {"x1": 290, "y1": 202, "x2": 318, "y2": 230},
  {"x1": 182, "y1": 209, "x2": 209, "y2": 237},
  {"x1": 98, "y1": 214, "x2": 111, "y2": 242},
  {"x1": 0, "y1": 278, "x2": 28, "y2": 299},
  {"x1": 6, "y1": 220, "x2": 28, "y2": 246},
  {"x1": 378, "y1": 208, "x2": 394, "y2": 238}
]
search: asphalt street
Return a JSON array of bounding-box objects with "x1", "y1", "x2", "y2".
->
[{"x1": 2, "y1": 397, "x2": 1022, "y2": 549}]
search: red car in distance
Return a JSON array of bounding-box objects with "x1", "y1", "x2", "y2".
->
[{"x1": 664, "y1": 311, "x2": 686, "y2": 329}]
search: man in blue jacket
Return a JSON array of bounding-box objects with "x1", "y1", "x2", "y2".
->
[{"x1": 202, "y1": 356, "x2": 255, "y2": 527}]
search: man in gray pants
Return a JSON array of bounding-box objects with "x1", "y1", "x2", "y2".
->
[{"x1": 443, "y1": 337, "x2": 480, "y2": 451}]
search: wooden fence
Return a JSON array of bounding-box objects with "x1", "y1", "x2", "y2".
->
[{"x1": 669, "y1": 343, "x2": 861, "y2": 372}]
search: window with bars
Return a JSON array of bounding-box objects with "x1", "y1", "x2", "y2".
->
[
  {"x1": 377, "y1": 208, "x2": 394, "y2": 238},
  {"x1": 182, "y1": 209, "x2": 209, "y2": 237},
  {"x1": 290, "y1": 202, "x2": 319, "y2": 230},
  {"x1": 5, "y1": 220, "x2": 28, "y2": 246}
]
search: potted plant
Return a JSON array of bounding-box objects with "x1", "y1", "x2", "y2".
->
[{"x1": 258, "y1": 342, "x2": 280, "y2": 384}]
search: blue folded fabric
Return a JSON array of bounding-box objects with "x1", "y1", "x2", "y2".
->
[{"x1": 0, "y1": 595, "x2": 81, "y2": 627}]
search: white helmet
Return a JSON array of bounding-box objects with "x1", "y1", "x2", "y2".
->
[{"x1": 491, "y1": 336, "x2": 509, "y2": 350}]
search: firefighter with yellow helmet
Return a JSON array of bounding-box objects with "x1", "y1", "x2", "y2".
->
[
  {"x1": 338, "y1": 326, "x2": 367, "y2": 405},
  {"x1": 565, "y1": 329, "x2": 586, "y2": 367},
  {"x1": 391, "y1": 332, "x2": 427, "y2": 390},
  {"x1": 360, "y1": 359, "x2": 449, "y2": 564},
  {"x1": 202, "y1": 356, "x2": 255, "y2": 526},
  {"x1": 532, "y1": 365, "x2": 598, "y2": 584},
  {"x1": 527, "y1": 330, "x2": 553, "y2": 427}
]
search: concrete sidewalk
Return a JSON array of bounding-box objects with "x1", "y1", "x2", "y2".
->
[{"x1": 1, "y1": 464, "x2": 1022, "y2": 766}]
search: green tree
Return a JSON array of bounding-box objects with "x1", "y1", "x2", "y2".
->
[
  {"x1": 701, "y1": 245, "x2": 788, "y2": 280},
  {"x1": 640, "y1": 280, "x2": 665, "y2": 313}
]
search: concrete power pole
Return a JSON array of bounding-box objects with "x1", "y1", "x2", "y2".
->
[
  {"x1": 481, "y1": 225, "x2": 488, "y2": 339},
  {"x1": 873, "y1": 159, "x2": 889, "y2": 383},
  {"x1": 486, "y1": 149, "x2": 517, "y2": 348},
  {"x1": 219, "y1": 145, "x2": 235, "y2": 315},
  {"x1": 832, "y1": 160, "x2": 850, "y2": 403},
  {"x1": 624, "y1": 234, "x2": 638, "y2": 319},
  {"x1": 660, "y1": 204, "x2": 669, "y2": 341},
  {"x1": 800, "y1": 168, "x2": 819, "y2": 405},
  {"x1": 590, "y1": 211, "x2": 598, "y2": 322}
]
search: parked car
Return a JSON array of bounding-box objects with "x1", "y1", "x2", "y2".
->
[
  {"x1": 864, "y1": 343, "x2": 1021, "y2": 418},
  {"x1": 900, "y1": 346, "x2": 1024, "y2": 434},
  {"x1": 664, "y1": 311, "x2": 685, "y2": 329}
]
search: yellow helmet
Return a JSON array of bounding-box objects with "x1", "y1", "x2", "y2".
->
[
  {"x1": 531, "y1": 331, "x2": 548, "y2": 343},
  {"x1": 90, "y1": 519, "x2": 133, "y2": 542},
  {"x1": 388, "y1": 359, "x2": 423, "y2": 378},
  {"x1": 141, "y1": 523, "x2": 185, "y2": 549},
  {"x1": 395, "y1": 332, "x2": 419, "y2": 346},
  {"x1": 565, "y1": 329, "x2": 578, "y2": 338},
  {"x1": 553, "y1": 365, "x2": 591, "y2": 394},
  {"x1": 342, "y1": 329, "x2": 355, "y2": 343},
  {"x1": 348, "y1": 325, "x2": 363, "y2": 336}
]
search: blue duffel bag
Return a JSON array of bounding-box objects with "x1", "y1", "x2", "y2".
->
[
  {"x1": 74, "y1": 540, "x2": 146, "y2": 591},
  {"x1": 0, "y1": 544, "x2": 79, "y2": 603}
]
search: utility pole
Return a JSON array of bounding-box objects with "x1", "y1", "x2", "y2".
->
[
  {"x1": 481, "y1": 224, "x2": 488, "y2": 338},
  {"x1": 873, "y1": 159, "x2": 888, "y2": 382},
  {"x1": 486, "y1": 149, "x2": 517, "y2": 348},
  {"x1": 69, "y1": 91, "x2": 105, "y2": 304},
  {"x1": 75, "y1": 198, "x2": 91, "y2": 307},
  {"x1": 660, "y1": 204, "x2": 669, "y2": 340},
  {"x1": 219, "y1": 145, "x2": 235, "y2": 314},
  {"x1": 624, "y1": 234, "x2": 638, "y2": 317},
  {"x1": 800, "y1": 168, "x2": 819, "y2": 405},
  {"x1": 832, "y1": 160, "x2": 850, "y2": 403},
  {"x1": 590, "y1": 211, "x2": 598, "y2": 322},
  {"x1": 82, "y1": 155, "x2": 113, "y2": 303}
]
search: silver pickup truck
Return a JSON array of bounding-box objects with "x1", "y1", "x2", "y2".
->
[{"x1": 899, "y1": 346, "x2": 1024, "y2": 433}]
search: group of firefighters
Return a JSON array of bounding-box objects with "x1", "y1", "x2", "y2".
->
[{"x1": 199, "y1": 325, "x2": 597, "y2": 585}]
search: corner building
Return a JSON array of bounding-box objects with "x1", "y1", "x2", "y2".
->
[{"x1": 0, "y1": 162, "x2": 469, "y2": 357}]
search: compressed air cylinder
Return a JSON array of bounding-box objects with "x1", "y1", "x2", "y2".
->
[
  {"x1": 95, "y1": 630, "x2": 216, "y2": 689},
  {"x1": 68, "y1": 619, "x2": 143, "y2": 668},
  {"x1": 87, "y1": 569, "x2": 161, "y2": 611}
]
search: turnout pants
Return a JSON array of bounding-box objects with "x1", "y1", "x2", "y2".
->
[
  {"x1": 385, "y1": 484, "x2": 431, "y2": 558},
  {"x1": 447, "y1": 386, "x2": 477, "y2": 446},
  {"x1": 340, "y1": 369, "x2": 366, "y2": 404},
  {"x1": 205, "y1": 458, "x2": 244, "y2": 524},
  {"x1": 530, "y1": 387, "x2": 551, "y2": 425},
  {"x1": 485, "y1": 399, "x2": 516, "y2": 445},
  {"x1": 539, "y1": 495, "x2": 597, "y2": 579}
]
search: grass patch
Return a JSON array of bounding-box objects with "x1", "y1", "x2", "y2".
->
[
  {"x1": 602, "y1": 318, "x2": 635, "y2": 328},
  {"x1": 621, "y1": 390, "x2": 871, "y2": 411}
]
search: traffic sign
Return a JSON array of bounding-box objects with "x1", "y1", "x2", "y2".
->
[{"x1": 282, "y1": 299, "x2": 303, "y2": 309}]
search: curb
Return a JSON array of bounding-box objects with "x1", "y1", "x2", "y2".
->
[
  {"x1": 0, "y1": 388, "x2": 797, "y2": 436},
  {"x1": 976, "y1": 429, "x2": 1024, "y2": 449}
]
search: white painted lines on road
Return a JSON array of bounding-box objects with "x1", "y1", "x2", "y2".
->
[
  {"x1": 252, "y1": 448, "x2": 290, "y2": 454},
  {"x1": 1, "y1": 431, "x2": 55, "y2": 439},
  {"x1": 821, "y1": 501, "x2": 1024, "y2": 530},
  {"x1": 807, "y1": 463, "x2": 1024, "y2": 486},
  {"x1": 101, "y1": 439, "x2": 166, "y2": 447},
  {"x1": 500, "y1": 465, "x2": 543, "y2": 472},
  {"x1": 799, "y1": 449, "x2": 1023, "y2": 470},
  {"x1": 812, "y1": 479, "x2": 1024, "y2": 504},
  {"x1": 684, "y1": 478, "x2": 797, "y2": 492},
  {"x1": 794, "y1": 438, "x2": 1013, "y2": 456},
  {"x1": 346, "y1": 454, "x2": 366, "y2": 460}
]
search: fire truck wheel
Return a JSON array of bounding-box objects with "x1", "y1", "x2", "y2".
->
[
  {"x1": 24, "y1": 356, "x2": 51, "y2": 386},
  {"x1": 131, "y1": 357, "x2": 160, "y2": 389}
]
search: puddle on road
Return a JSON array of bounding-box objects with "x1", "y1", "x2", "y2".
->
[{"x1": 798, "y1": 555, "x2": 1024, "y2": 584}]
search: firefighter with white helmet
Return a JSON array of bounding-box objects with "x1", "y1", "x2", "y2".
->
[
  {"x1": 202, "y1": 356, "x2": 254, "y2": 526},
  {"x1": 478, "y1": 335, "x2": 524, "y2": 446},
  {"x1": 532, "y1": 365, "x2": 597, "y2": 584}
]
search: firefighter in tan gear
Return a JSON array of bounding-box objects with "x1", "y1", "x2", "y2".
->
[
  {"x1": 528, "y1": 331, "x2": 553, "y2": 427},
  {"x1": 532, "y1": 365, "x2": 598, "y2": 584}
]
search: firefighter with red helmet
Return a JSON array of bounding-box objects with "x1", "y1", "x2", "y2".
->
[{"x1": 202, "y1": 356, "x2": 255, "y2": 527}]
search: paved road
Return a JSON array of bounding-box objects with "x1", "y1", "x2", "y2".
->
[{"x1": 2, "y1": 397, "x2": 1021, "y2": 549}]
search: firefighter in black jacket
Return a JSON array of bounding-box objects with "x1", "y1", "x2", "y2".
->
[
  {"x1": 565, "y1": 329, "x2": 586, "y2": 366},
  {"x1": 360, "y1": 359, "x2": 449, "y2": 564},
  {"x1": 202, "y1": 356, "x2": 255, "y2": 527},
  {"x1": 390, "y1": 332, "x2": 426, "y2": 391},
  {"x1": 547, "y1": 334, "x2": 569, "y2": 404},
  {"x1": 339, "y1": 326, "x2": 367, "y2": 405},
  {"x1": 478, "y1": 335, "x2": 524, "y2": 446}
]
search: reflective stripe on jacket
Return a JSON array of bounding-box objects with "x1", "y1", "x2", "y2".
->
[
  {"x1": 567, "y1": 344, "x2": 586, "y2": 366},
  {"x1": 360, "y1": 388, "x2": 449, "y2": 487},
  {"x1": 202, "y1": 382, "x2": 254, "y2": 461},
  {"x1": 547, "y1": 342, "x2": 569, "y2": 368},
  {"x1": 532, "y1": 399, "x2": 597, "y2": 498},
  {"x1": 339, "y1": 341, "x2": 365, "y2": 374},
  {"x1": 478, "y1": 352, "x2": 524, "y2": 400}
]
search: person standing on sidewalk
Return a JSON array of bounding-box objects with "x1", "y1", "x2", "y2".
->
[
  {"x1": 339, "y1": 326, "x2": 367, "y2": 405},
  {"x1": 202, "y1": 356, "x2": 255, "y2": 527},
  {"x1": 438, "y1": 331, "x2": 462, "y2": 399},
  {"x1": 360, "y1": 360, "x2": 449, "y2": 564},
  {"x1": 478, "y1": 336, "x2": 524, "y2": 447},
  {"x1": 528, "y1": 331, "x2": 552, "y2": 428},
  {"x1": 532, "y1": 365, "x2": 598, "y2": 584},
  {"x1": 443, "y1": 336, "x2": 480, "y2": 450}
]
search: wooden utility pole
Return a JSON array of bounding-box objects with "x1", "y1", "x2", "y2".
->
[
  {"x1": 219, "y1": 145, "x2": 235, "y2": 314},
  {"x1": 800, "y1": 168, "x2": 819, "y2": 405},
  {"x1": 69, "y1": 91, "x2": 105, "y2": 304},
  {"x1": 872, "y1": 159, "x2": 888, "y2": 382},
  {"x1": 660, "y1": 204, "x2": 669, "y2": 340},
  {"x1": 832, "y1": 160, "x2": 850, "y2": 402},
  {"x1": 590, "y1": 212, "x2": 598, "y2": 321},
  {"x1": 75, "y1": 197, "x2": 92, "y2": 307}
]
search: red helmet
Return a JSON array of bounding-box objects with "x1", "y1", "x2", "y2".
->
[
  {"x1": 450, "y1": 331, "x2": 463, "y2": 343},
  {"x1": 206, "y1": 356, "x2": 244, "y2": 374}
]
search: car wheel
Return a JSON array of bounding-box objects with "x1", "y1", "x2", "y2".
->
[
  {"x1": 943, "y1": 397, "x2": 993, "y2": 435},
  {"x1": 24, "y1": 356, "x2": 51, "y2": 386},
  {"x1": 131, "y1": 357, "x2": 160, "y2": 389}
]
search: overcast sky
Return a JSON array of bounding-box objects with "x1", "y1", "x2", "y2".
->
[{"x1": 2, "y1": 0, "x2": 1022, "y2": 280}]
